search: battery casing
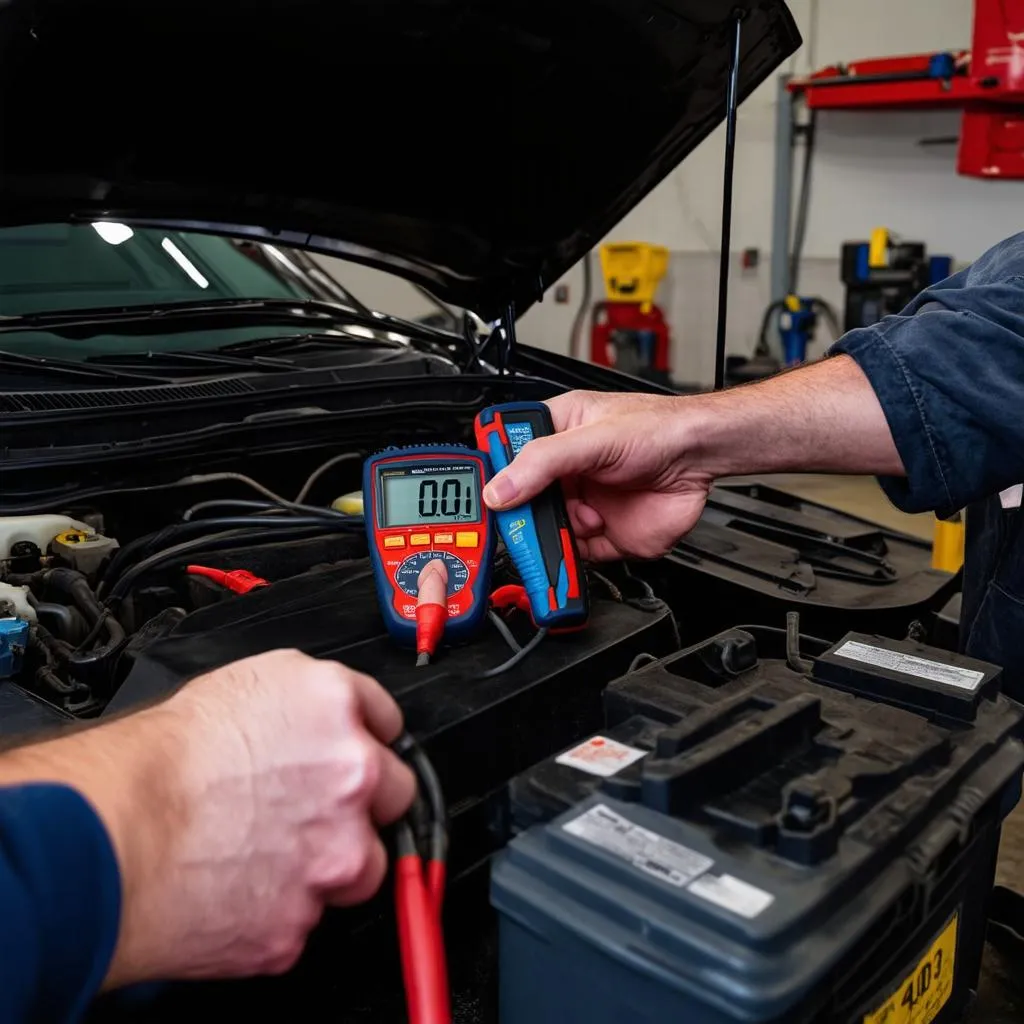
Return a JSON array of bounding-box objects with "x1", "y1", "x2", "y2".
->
[{"x1": 495, "y1": 626, "x2": 1023, "y2": 1024}]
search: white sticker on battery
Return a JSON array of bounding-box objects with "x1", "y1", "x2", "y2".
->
[
  {"x1": 562, "y1": 804, "x2": 713, "y2": 887},
  {"x1": 687, "y1": 872, "x2": 774, "y2": 919},
  {"x1": 833, "y1": 640, "x2": 986, "y2": 691},
  {"x1": 555, "y1": 736, "x2": 648, "y2": 777}
]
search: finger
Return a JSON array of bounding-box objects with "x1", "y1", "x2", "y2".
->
[
  {"x1": 371, "y1": 746, "x2": 417, "y2": 826},
  {"x1": 324, "y1": 834, "x2": 388, "y2": 908},
  {"x1": 545, "y1": 391, "x2": 588, "y2": 431},
  {"x1": 568, "y1": 500, "x2": 604, "y2": 537},
  {"x1": 576, "y1": 534, "x2": 623, "y2": 562},
  {"x1": 344, "y1": 671, "x2": 405, "y2": 744},
  {"x1": 483, "y1": 421, "x2": 618, "y2": 511}
]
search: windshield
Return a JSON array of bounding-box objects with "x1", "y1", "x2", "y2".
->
[
  {"x1": 0, "y1": 223, "x2": 462, "y2": 363},
  {"x1": 0, "y1": 222, "x2": 310, "y2": 315}
]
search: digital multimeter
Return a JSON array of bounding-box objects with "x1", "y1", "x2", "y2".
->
[
  {"x1": 364, "y1": 445, "x2": 496, "y2": 647},
  {"x1": 475, "y1": 402, "x2": 588, "y2": 630}
]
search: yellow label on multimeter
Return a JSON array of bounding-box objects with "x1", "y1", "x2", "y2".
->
[{"x1": 862, "y1": 913, "x2": 958, "y2": 1024}]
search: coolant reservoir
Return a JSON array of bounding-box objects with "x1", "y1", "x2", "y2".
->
[
  {"x1": 0, "y1": 515, "x2": 93, "y2": 559},
  {"x1": 0, "y1": 582, "x2": 36, "y2": 621}
]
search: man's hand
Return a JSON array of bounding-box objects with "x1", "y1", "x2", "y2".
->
[
  {"x1": 481, "y1": 358, "x2": 904, "y2": 561},
  {"x1": 483, "y1": 391, "x2": 711, "y2": 560},
  {"x1": 0, "y1": 650, "x2": 416, "y2": 987}
]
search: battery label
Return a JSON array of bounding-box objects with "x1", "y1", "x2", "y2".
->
[
  {"x1": 687, "y1": 872, "x2": 774, "y2": 919},
  {"x1": 556, "y1": 736, "x2": 648, "y2": 778},
  {"x1": 833, "y1": 641, "x2": 986, "y2": 691},
  {"x1": 504, "y1": 420, "x2": 535, "y2": 457},
  {"x1": 862, "y1": 912, "x2": 958, "y2": 1024},
  {"x1": 563, "y1": 804, "x2": 712, "y2": 888}
]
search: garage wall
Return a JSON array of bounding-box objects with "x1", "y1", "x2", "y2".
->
[
  {"x1": 310, "y1": 2, "x2": 1023, "y2": 386},
  {"x1": 518, "y1": 0, "x2": 1024, "y2": 382}
]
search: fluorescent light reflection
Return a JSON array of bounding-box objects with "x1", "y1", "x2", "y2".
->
[
  {"x1": 161, "y1": 237, "x2": 209, "y2": 288},
  {"x1": 92, "y1": 222, "x2": 135, "y2": 245}
]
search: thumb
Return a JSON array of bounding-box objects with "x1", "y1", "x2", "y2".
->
[{"x1": 483, "y1": 424, "x2": 615, "y2": 510}]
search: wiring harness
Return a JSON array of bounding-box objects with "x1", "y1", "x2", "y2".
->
[{"x1": 393, "y1": 733, "x2": 450, "y2": 1024}]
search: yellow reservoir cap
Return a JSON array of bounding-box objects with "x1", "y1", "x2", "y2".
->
[{"x1": 332, "y1": 491, "x2": 364, "y2": 516}]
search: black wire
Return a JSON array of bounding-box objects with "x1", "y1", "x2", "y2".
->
[
  {"x1": 105, "y1": 522, "x2": 359, "y2": 603},
  {"x1": 461, "y1": 313, "x2": 501, "y2": 373},
  {"x1": 628, "y1": 652, "x2": 659, "y2": 673},
  {"x1": 569, "y1": 251, "x2": 593, "y2": 360},
  {"x1": 487, "y1": 609, "x2": 523, "y2": 653},
  {"x1": 755, "y1": 299, "x2": 787, "y2": 357},
  {"x1": 184, "y1": 499, "x2": 295, "y2": 521},
  {"x1": 479, "y1": 627, "x2": 548, "y2": 679},
  {"x1": 714, "y1": 11, "x2": 744, "y2": 392},
  {"x1": 98, "y1": 514, "x2": 362, "y2": 598},
  {"x1": 811, "y1": 296, "x2": 842, "y2": 341},
  {"x1": 393, "y1": 733, "x2": 447, "y2": 862}
]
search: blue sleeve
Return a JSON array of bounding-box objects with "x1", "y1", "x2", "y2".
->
[
  {"x1": 831, "y1": 232, "x2": 1024, "y2": 518},
  {"x1": 0, "y1": 783, "x2": 122, "y2": 1023}
]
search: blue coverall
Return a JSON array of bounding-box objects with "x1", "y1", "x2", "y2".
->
[
  {"x1": 834, "y1": 230, "x2": 1024, "y2": 700},
  {"x1": 0, "y1": 784, "x2": 120, "y2": 1021},
  {"x1": 5, "y1": 232, "x2": 1024, "y2": 1021}
]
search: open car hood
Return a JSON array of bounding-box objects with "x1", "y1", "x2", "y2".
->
[{"x1": 0, "y1": 0, "x2": 799, "y2": 319}]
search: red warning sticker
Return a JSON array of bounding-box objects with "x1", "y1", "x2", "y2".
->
[{"x1": 555, "y1": 735, "x2": 648, "y2": 778}]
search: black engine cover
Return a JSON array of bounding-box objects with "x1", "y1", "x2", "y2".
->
[{"x1": 110, "y1": 560, "x2": 678, "y2": 877}]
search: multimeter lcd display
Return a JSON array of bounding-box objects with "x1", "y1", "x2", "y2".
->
[{"x1": 381, "y1": 469, "x2": 479, "y2": 527}]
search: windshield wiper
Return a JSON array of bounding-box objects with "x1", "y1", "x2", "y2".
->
[
  {"x1": 85, "y1": 334, "x2": 406, "y2": 375},
  {"x1": 0, "y1": 298, "x2": 464, "y2": 348},
  {"x1": 213, "y1": 331, "x2": 399, "y2": 356},
  {"x1": 0, "y1": 350, "x2": 170, "y2": 385}
]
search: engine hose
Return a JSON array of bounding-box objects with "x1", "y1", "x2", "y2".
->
[
  {"x1": 28, "y1": 625, "x2": 87, "y2": 698},
  {"x1": 105, "y1": 523, "x2": 358, "y2": 605},
  {"x1": 98, "y1": 514, "x2": 363, "y2": 599},
  {"x1": 43, "y1": 568, "x2": 127, "y2": 671},
  {"x1": 28, "y1": 597, "x2": 80, "y2": 643}
]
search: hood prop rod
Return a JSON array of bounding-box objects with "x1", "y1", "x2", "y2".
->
[
  {"x1": 713, "y1": 9, "x2": 744, "y2": 392},
  {"x1": 496, "y1": 301, "x2": 517, "y2": 376}
]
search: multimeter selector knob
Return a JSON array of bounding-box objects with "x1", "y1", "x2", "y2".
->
[{"x1": 395, "y1": 551, "x2": 470, "y2": 598}]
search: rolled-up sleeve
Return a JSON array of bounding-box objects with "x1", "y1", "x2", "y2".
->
[
  {"x1": 831, "y1": 236, "x2": 1024, "y2": 518},
  {"x1": 0, "y1": 783, "x2": 121, "y2": 1022}
]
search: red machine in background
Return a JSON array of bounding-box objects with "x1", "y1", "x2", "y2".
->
[
  {"x1": 789, "y1": 0, "x2": 1024, "y2": 179},
  {"x1": 588, "y1": 242, "x2": 673, "y2": 384}
]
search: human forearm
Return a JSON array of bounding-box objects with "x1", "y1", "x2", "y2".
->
[{"x1": 686, "y1": 354, "x2": 906, "y2": 480}]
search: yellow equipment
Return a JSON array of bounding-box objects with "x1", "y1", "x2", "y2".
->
[
  {"x1": 598, "y1": 242, "x2": 669, "y2": 314},
  {"x1": 932, "y1": 513, "x2": 965, "y2": 573}
]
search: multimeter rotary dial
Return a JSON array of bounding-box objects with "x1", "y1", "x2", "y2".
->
[{"x1": 395, "y1": 551, "x2": 470, "y2": 598}]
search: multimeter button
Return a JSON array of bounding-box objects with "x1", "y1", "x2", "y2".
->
[
  {"x1": 384, "y1": 536, "x2": 406, "y2": 549},
  {"x1": 455, "y1": 531, "x2": 479, "y2": 548},
  {"x1": 410, "y1": 533, "x2": 431, "y2": 546},
  {"x1": 433, "y1": 532, "x2": 454, "y2": 545}
]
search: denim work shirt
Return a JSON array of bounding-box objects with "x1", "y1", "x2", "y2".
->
[{"x1": 832, "y1": 231, "x2": 1024, "y2": 701}]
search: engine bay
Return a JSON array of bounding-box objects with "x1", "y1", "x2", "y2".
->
[{"x1": 0, "y1": 442, "x2": 681, "y2": 859}]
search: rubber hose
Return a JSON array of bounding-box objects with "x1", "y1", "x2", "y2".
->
[
  {"x1": 30, "y1": 599, "x2": 80, "y2": 643},
  {"x1": 44, "y1": 568, "x2": 127, "y2": 670}
]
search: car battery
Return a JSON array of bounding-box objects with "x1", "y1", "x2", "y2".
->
[
  {"x1": 931, "y1": 593, "x2": 962, "y2": 652},
  {"x1": 633, "y1": 480, "x2": 958, "y2": 647},
  {"x1": 494, "y1": 625, "x2": 1023, "y2": 1024}
]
